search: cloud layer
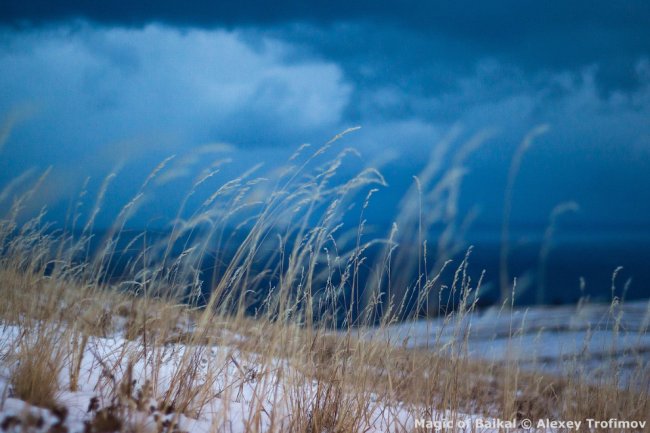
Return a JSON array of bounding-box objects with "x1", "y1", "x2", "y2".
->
[{"x1": 1, "y1": 16, "x2": 649, "y2": 230}]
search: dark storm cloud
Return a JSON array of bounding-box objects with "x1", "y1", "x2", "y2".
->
[
  {"x1": 2, "y1": 0, "x2": 650, "y2": 94},
  {"x1": 1, "y1": 1, "x2": 650, "y2": 232}
]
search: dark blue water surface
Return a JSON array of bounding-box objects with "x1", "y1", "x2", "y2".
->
[
  {"x1": 462, "y1": 225, "x2": 650, "y2": 305},
  {"x1": 82, "y1": 222, "x2": 649, "y2": 322}
]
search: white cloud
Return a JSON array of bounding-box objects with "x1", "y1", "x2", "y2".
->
[
  {"x1": 0, "y1": 23, "x2": 351, "y2": 165},
  {"x1": 0, "y1": 24, "x2": 352, "y2": 215}
]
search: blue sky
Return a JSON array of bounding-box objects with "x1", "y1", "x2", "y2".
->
[{"x1": 1, "y1": 1, "x2": 650, "y2": 231}]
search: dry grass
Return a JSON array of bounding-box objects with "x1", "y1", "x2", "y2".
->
[
  {"x1": 8, "y1": 332, "x2": 65, "y2": 410},
  {"x1": 0, "y1": 129, "x2": 648, "y2": 432}
]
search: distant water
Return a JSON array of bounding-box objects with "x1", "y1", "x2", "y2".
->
[
  {"x1": 75, "y1": 225, "x2": 650, "y2": 314},
  {"x1": 462, "y1": 225, "x2": 650, "y2": 305}
]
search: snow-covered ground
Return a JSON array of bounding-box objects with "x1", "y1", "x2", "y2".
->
[
  {"x1": 2, "y1": 320, "x2": 526, "y2": 433},
  {"x1": 382, "y1": 300, "x2": 650, "y2": 387},
  {"x1": 0, "y1": 322, "x2": 311, "y2": 433},
  {"x1": 0, "y1": 321, "x2": 419, "y2": 433},
  {"x1": 1, "y1": 300, "x2": 648, "y2": 432}
]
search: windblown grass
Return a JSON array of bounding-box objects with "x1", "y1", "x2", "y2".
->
[{"x1": 0, "y1": 128, "x2": 648, "y2": 432}]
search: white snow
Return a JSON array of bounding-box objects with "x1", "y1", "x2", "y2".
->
[{"x1": 2, "y1": 300, "x2": 648, "y2": 432}]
